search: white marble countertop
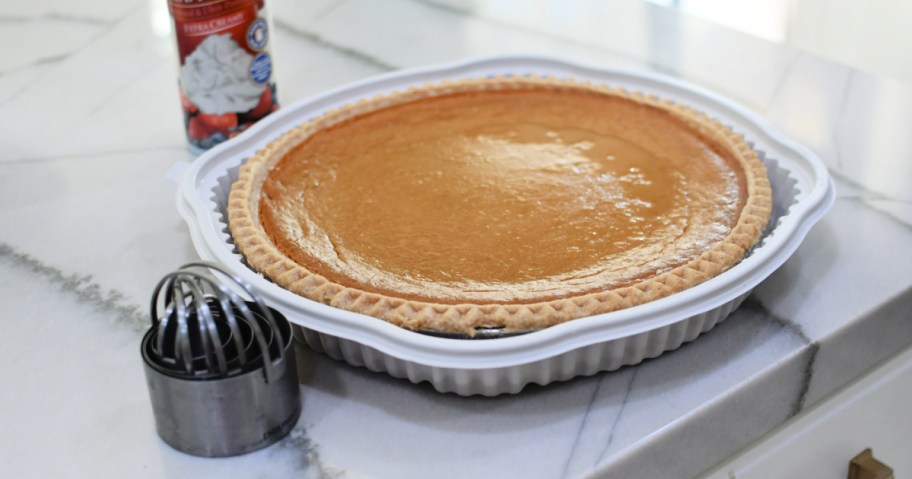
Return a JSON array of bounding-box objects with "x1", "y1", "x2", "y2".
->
[{"x1": 2, "y1": 1, "x2": 911, "y2": 478}]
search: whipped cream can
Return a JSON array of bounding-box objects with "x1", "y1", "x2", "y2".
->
[{"x1": 168, "y1": 0, "x2": 279, "y2": 153}]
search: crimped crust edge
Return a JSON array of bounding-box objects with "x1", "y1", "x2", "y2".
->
[{"x1": 227, "y1": 76, "x2": 773, "y2": 335}]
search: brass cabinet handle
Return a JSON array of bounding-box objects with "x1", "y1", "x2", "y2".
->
[{"x1": 848, "y1": 449, "x2": 893, "y2": 479}]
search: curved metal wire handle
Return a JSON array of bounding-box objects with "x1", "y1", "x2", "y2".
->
[{"x1": 149, "y1": 262, "x2": 286, "y2": 383}]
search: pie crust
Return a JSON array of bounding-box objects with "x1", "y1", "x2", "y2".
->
[{"x1": 228, "y1": 77, "x2": 772, "y2": 334}]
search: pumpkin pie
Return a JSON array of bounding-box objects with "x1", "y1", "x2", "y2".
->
[{"x1": 228, "y1": 77, "x2": 772, "y2": 334}]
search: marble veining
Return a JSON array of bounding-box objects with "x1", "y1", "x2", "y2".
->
[
  {"x1": 87, "y1": 59, "x2": 168, "y2": 116},
  {"x1": 3, "y1": 145, "x2": 188, "y2": 164},
  {"x1": 761, "y1": 51, "x2": 804, "y2": 116},
  {"x1": 411, "y1": 0, "x2": 637, "y2": 59},
  {"x1": 0, "y1": 11, "x2": 117, "y2": 26},
  {"x1": 272, "y1": 418, "x2": 342, "y2": 478},
  {"x1": 1, "y1": 0, "x2": 911, "y2": 478},
  {"x1": 0, "y1": 241, "x2": 147, "y2": 332},
  {"x1": 558, "y1": 376, "x2": 606, "y2": 478},
  {"x1": 743, "y1": 297, "x2": 818, "y2": 415},
  {"x1": 0, "y1": 7, "x2": 136, "y2": 82},
  {"x1": 592, "y1": 368, "x2": 639, "y2": 466},
  {"x1": 0, "y1": 52, "x2": 67, "y2": 76},
  {"x1": 412, "y1": 0, "x2": 701, "y2": 84},
  {"x1": 838, "y1": 182, "x2": 912, "y2": 229},
  {"x1": 829, "y1": 70, "x2": 855, "y2": 170},
  {"x1": 274, "y1": 19, "x2": 398, "y2": 72},
  {"x1": 406, "y1": 0, "x2": 801, "y2": 112}
]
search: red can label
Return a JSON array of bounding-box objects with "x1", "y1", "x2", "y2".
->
[{"x1": 169, "y1": 0, "x2": 278, "y2": 151}]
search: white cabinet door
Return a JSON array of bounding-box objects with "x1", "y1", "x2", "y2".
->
[{"x1": 702, "y1": 345, "x2": 912, "y2": 479}]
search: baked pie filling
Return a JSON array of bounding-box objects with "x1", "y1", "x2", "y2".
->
[{"x1": 229, "y1": 78, "x2": 772, "y2": 334}]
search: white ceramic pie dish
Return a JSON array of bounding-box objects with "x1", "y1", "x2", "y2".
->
[{"x1": 174, "y1": 55, "x2": 834, "y2": 396}]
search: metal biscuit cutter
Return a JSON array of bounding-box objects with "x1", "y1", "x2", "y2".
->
[{"x1": 141, "y1": 262, "x2": 301, "y2": 457}]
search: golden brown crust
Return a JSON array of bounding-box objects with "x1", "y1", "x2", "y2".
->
[{"x1": 228, "y1": 77, "x2": 772, "y2": 334}]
